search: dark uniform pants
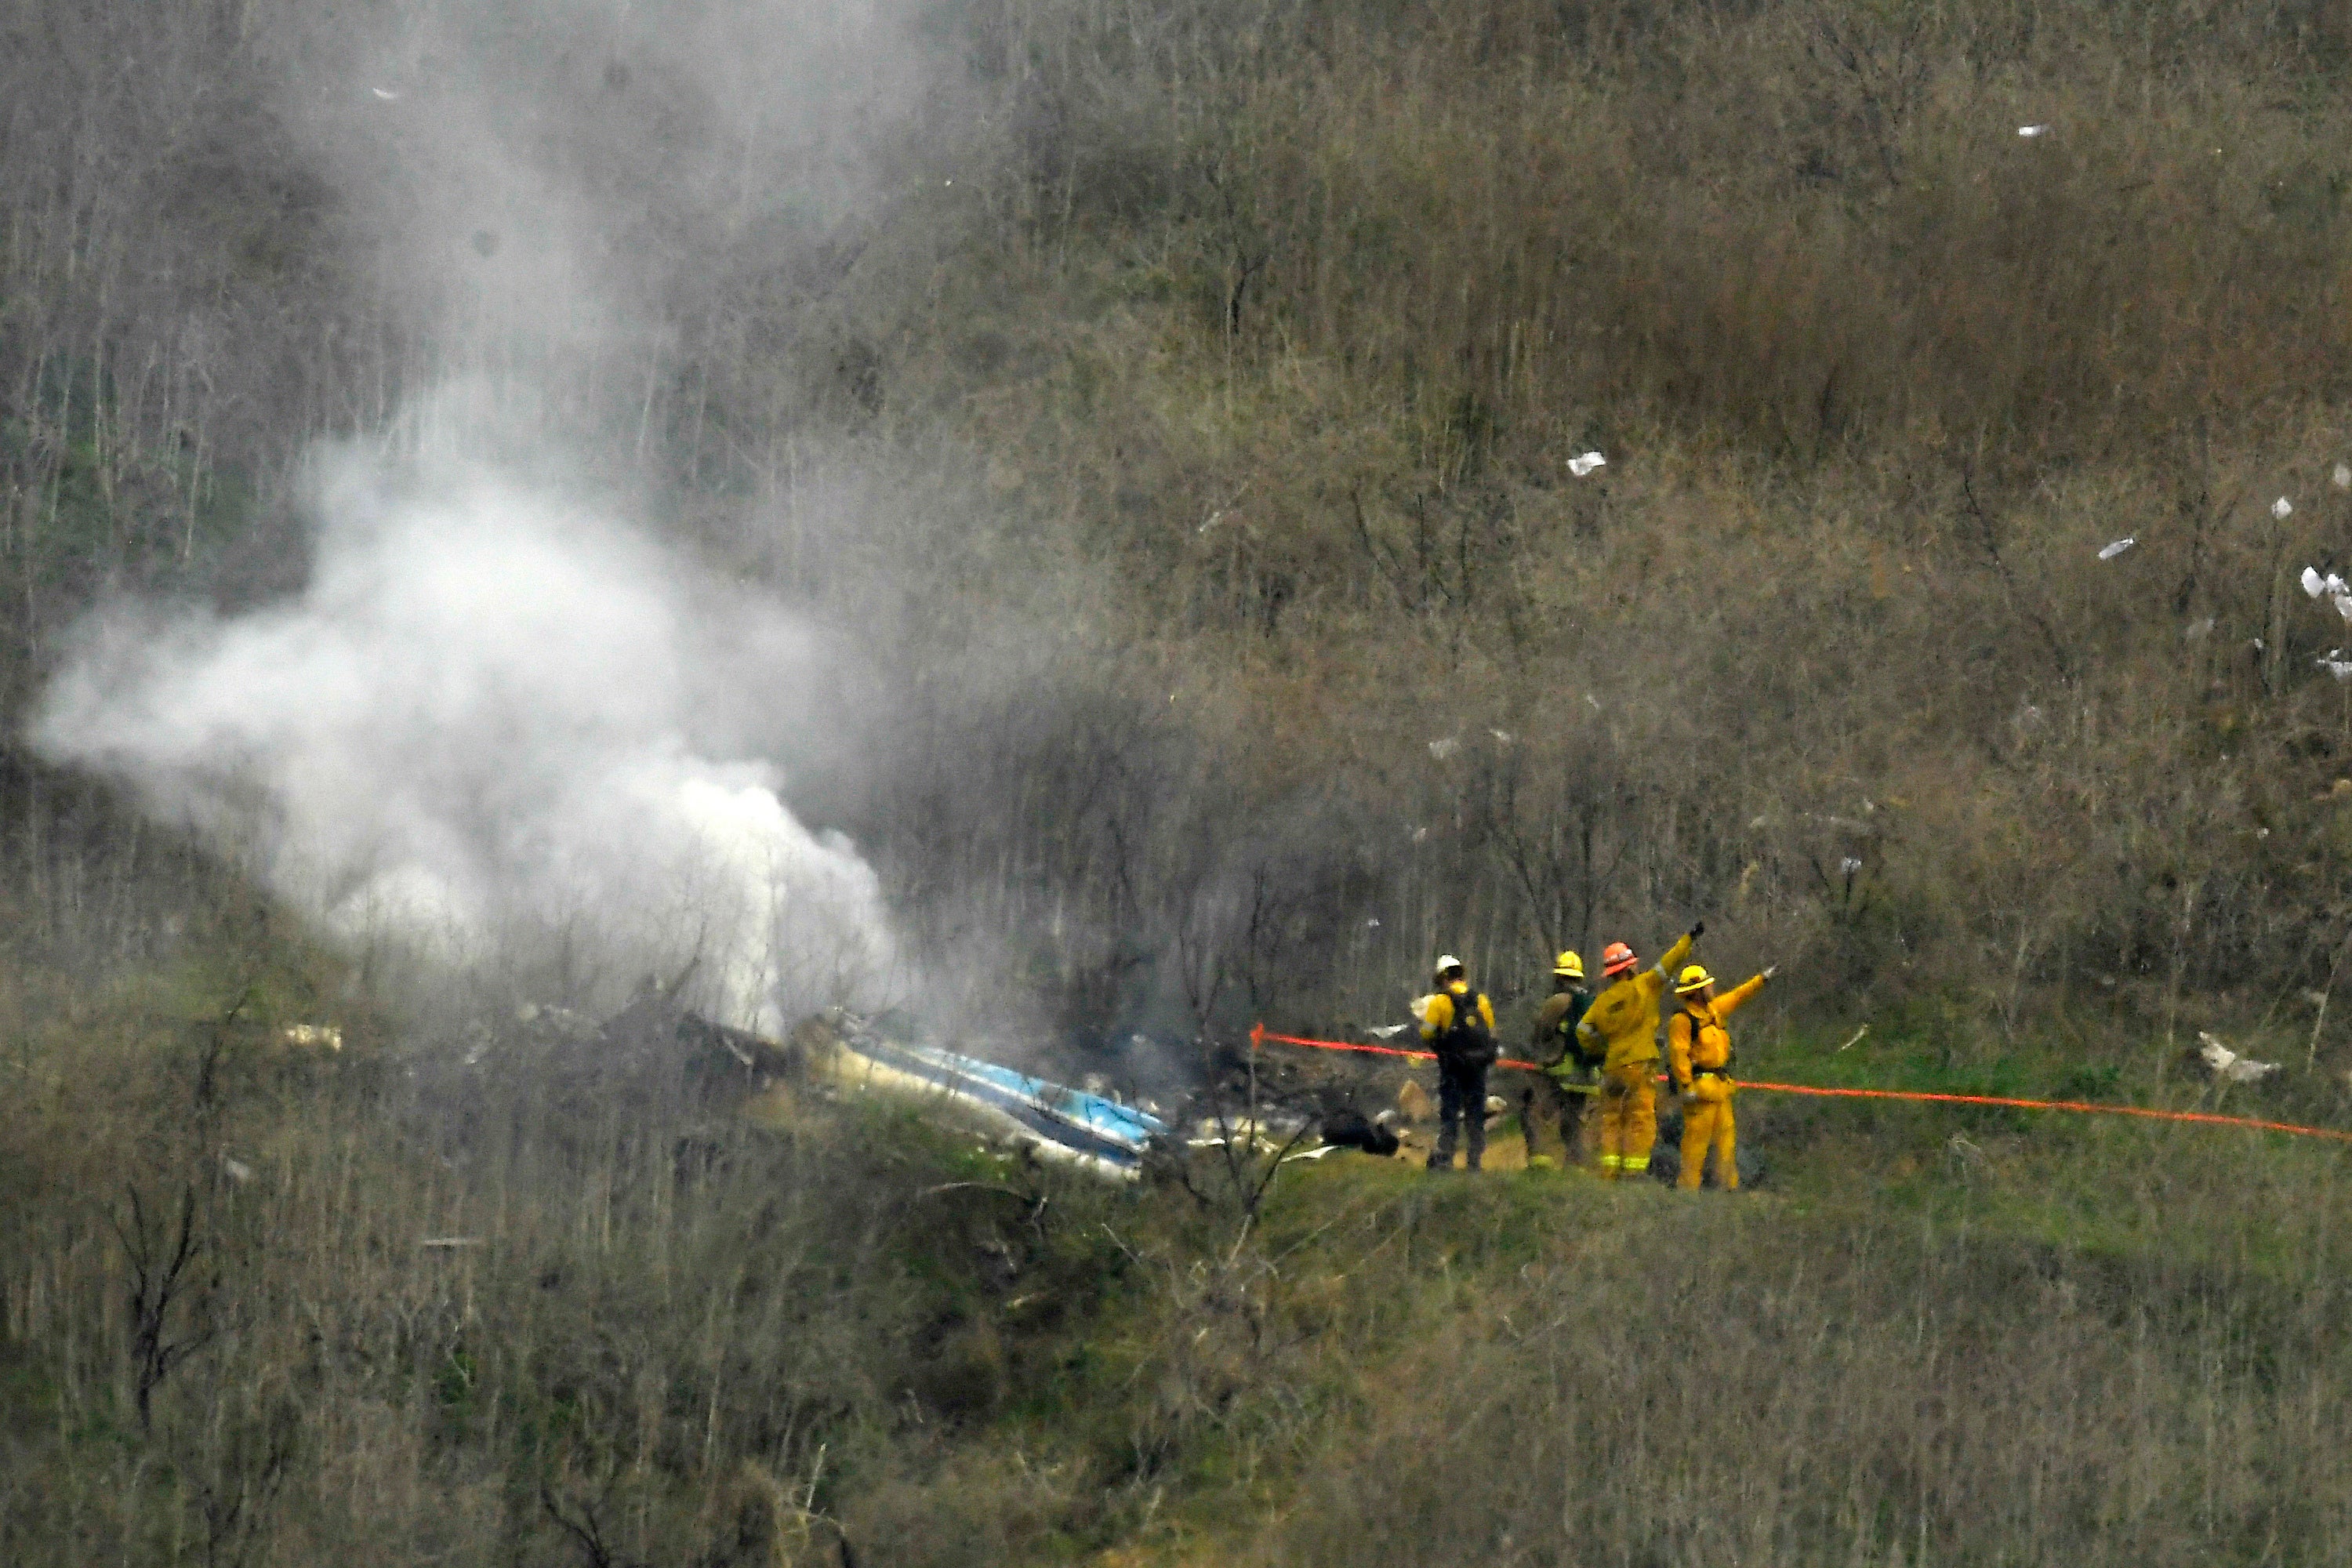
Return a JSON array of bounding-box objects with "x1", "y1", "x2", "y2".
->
[
  {"x1": 1523, "y1": 1072, "x2": 1592, "y2": 1166},
  {"x1": 1431, "y1": 1054, "x2": 1490, "y2": 1170}
]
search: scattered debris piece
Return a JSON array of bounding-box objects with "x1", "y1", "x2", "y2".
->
[
  {"x1": 2318, "y1": 652, "x2": 2352, "y2": 682},
  {"x1": 1427, "y1": 736, "x2": 1459, "y2": 760},
  {"x1": 278, "y1": 1023, "x2": 343, "y2": 1051},
  {"x1": 1319, "y1": 1109, "x2": 1401, "y2": 1156},
  {"x1": 1839, "y1": 855, "x2": 1864, "y2": 874},
  {"x1": 1366, "y1": 1023, "x2": 1410, "y2": 1040},
  {"x1": 1489, "y1": 728, "x2": 1514, "y2": 745},
  {"x1": 2195, "y1": 1031, "x2": 2281, "y2": 1084},
  {"x1": 1567, "y1": 452, "x2": 1607, "y2": 477},
  {"x1": 221, "y1": 1155, "x2": 254, "y2": 1185},
  {"x1": 419, "y1": 1237, "x2": 486, "y2": 1249},
  {"x1": 2097, "y1": 537, "x2": 2136, "y2": 560},
  {"x1": 2017, "y1": 124, "x2": 2049, "y2": 137},
  {"x1": 372, "y1": 87, "x2": 400, "y2": 101},
  {"x1": 2336, "y1": 463, "x2": 2350, "y2": 490},
  {"x1": 1835, "y1": 1025, "x2": 1870, "y2": 1053},
  {"x1": 2274, "y1": 496, "x2": 2296, "y2": 521},
  {"x1": 2183, "y1": 617, "x2": 2215, "y2": 640},
  {"x1": 809, "y1": 1010, "x2": 1167, "y2": 1179}
]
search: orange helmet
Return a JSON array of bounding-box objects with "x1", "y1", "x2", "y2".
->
[{"x1": 1601, "y1": 942, "x2": 1637, "y2": 978}]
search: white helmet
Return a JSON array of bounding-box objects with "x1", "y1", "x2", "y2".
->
[{"x1": 1434, "y1": 953, "x2": 1465, "y2": 979}]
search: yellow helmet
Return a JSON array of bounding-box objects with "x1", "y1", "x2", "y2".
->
[
  {"x1": 1675, "y1": 964, "x2": 1714, "y2": 995},
  {"x1": 1553, "y1": 950, "x2": 1584, "y2": 979}
]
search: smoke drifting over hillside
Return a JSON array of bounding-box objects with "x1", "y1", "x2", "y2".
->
[
  {"x1": 35, "y1": 435, "x2": 896, "y2": 1028},
  {"x1": 24, "y1": 0, "x2": 941, "y2": 1027}
]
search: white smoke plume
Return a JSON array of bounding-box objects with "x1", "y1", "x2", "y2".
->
[{"x1": 33, "y1": 434, "x2": 896, "y2": 1033}]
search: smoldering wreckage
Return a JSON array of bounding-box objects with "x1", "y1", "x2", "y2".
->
[
  {"x1": 330, "y1": 982, "x2": 1779, "y2": 1188},
  {"x1": 248, "y1": 985, "x2": 2308, "y2": 1196}
]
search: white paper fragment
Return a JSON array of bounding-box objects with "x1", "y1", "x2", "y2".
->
[
  {"x1": 2097, "y1": 537, "x2": 2135, "y2": 560},
  {"x1": 1367, "y1": 917, "x2": 1381, "y2": 927},
  {"x1": 1839, "y1": 855, "x2": 1864, "y2": 875},
  {"x1": 2018, "y1": 125, "x2": 2049, "y2": 137},
  {"x1": 2334, "y1": 463, "x2": 2350, "y2": 490},
  {"x1": 2305, "y1": 566, "x2": 2328, "y2": 599},
  {"x1": 1584, "y1": 693, "x2": 1602, "y2": 711},
  {"x1": 1427, "y1": 736, "x2": 1459, "y2": 760},
  {"x1": 2274, "y1": 495, "x2": 2295, "y2": 521},
  {"x1": 2333, "y1": 593, "x2": 2352, "y2": 624},
  {"x1": 1367, "y1": 1023, "x2": 1409, "y2": 1040},
  {"x1": 2198, "y1": 1031, "x2": 2281, "y2": 1083},
  {"x1": 1489, "y1": 728, "x2": 1514, "y2": 745},
  {"x1": 2183, "y1": 617, "x2": 2215, "y2": 640},
  {"x1": 372, "y1": 87, "x2": 399, "y2": 100},
  {"x1": 2319, "y1": 655, "x2": 2352, "y2": 682},
  {"x1": 1567, "y1": 452, "x2": 1607, "y2": 477}
]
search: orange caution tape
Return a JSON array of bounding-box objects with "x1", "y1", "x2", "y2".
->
[
  {"x1": 1250, "y1": 1025, "x2": 2352, "y2": 1146},
  {"x1": 1251, "y1": 1024, "x2": 1542, "y2": 1074}
]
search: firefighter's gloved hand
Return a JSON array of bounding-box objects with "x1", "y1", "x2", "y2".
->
[
  {"x1": 1688, "y1": 920, "x2": 1706, "y2": 941},
  {"x1": 1763, "y1": 963, "x2": 1780, "y2": 980}
]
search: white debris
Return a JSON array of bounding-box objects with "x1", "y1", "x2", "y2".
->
[
  {"x1": 2318, "y1": 652, "x2": 2352, "y2": 681},
  {"x1": 1367, "y1": 1023, "x2": 1410, "y2": 1040},
  {"x1": 1584, "y1": 693, "x2": 1602, "y2": 711},
  {"x1": 221, "y1": 1156, "x2": 254, "y2": 1185},
  {"x1": 278, "y1": 1023, "x2": 343, "y2": 1051},
  {"x1": 1566, "y1": 452, "x2": 1607, "y2": 477},
  {"x1": 419, "y1": 1236, "x2": 487, "y2": 1249},
  {"x1": 1366, "y1": 917, "x2": 1381, "y2": 928},
  {"x1": 2195, "y1": 1031, "x2": 2281, "y2": 1084},
  {"x1": 2183, "y1": 617, "x2": 2215, "y2": 641},
  {"x1": 2017, "y1": 125, "x2": 2049, "y2": 137},
  {"x1": 1839, "y1": 855, "x2": 1864, "y2": 875},
  {"x1": 2097, "y1": 537, "x2": 2136, "y2": 560},
  {"x1": 2335, "y1": 463, "x2": 2351, "y2": 490},
  {"x1": 372, "y1": 87, "x2": 400, "y2": 101},
  {"x1": 2274, "y1": 495, "x2": 2296, "y2": 521},
  {"x1": 2303, "y1": 566, "x2": 2329, "y2": 599},
  {"x1": 1427, "y1": 736, "x2": 1459, "y2": 760},
  {"x1": 1489, "y1": 728, "x2": 1514, "y2": 745}
]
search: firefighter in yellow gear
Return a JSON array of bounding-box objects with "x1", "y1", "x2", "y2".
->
[
  {"x1": 1524, "y1": 950, "x2": 1594, "y2": 1168},
  {"x1": 1667, "y1": 961, "x2": 1778, "y2": 1189},
  {"x1": 1417, "y1": 956, "x2": 1499, "y2": 1171},
  {"x1": 1572, "y1": 923, "x2": 1701, "y2": 1178}
]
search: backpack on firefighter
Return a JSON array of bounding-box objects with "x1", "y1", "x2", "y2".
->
[{"x1": 1436, "y1": 986, "x2": 1497, "y2": 1067}]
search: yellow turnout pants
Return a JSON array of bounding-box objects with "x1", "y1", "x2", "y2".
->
[
  {"x1": 1679, "y1": 1075, "x2": 1737, "y2": 1189},
  {"x1": 1598, "y1": 1062, "x2": 1656, "y2": 1179}
]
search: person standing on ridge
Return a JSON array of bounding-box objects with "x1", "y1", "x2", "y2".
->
[
  {"x1": 1573, "y1": 922, "x2": 1703, "y2": 1179},
  {"x1": 1668, "y1": 960, "x2": 1777, "y2": 1190},
  {"x1": 1524, "y1": 950, "x2": 1594, "y2": 1169},
  {"x1": 1418, "y1": 955, "x2": 1498, "y2": 1171}
]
